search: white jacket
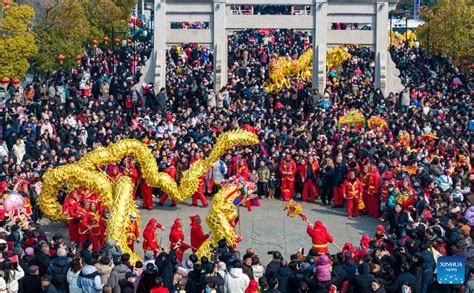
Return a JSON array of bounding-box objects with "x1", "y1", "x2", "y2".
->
[
  {"x1": 0, "y1": 266, "x2": 25, "y2": 293},
  {"x1": 223, "y1": 268, "x2": 250, "y2": 293},
  {"x1": 67, "y1": 268, "x2": 82, "y2": 293}
]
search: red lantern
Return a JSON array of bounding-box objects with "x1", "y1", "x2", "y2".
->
[
  {"x1": 127, "y1": 39, "x2": 132, "y2": 45},
  {"x1": 91, "y1": 39, "x2": 99, "y2": 47},
  {"x1": 57, "y1": 55, "x2": 65, "y2": 64},
  {"x1": 1, "y1": 77, "x2": 10, "y2": 88},
  {"x1": 114, "y1": 38, "x2": 121, "y2": 45},
  {"x1": 103, "y1": 36, "x2": 110, "y2": 44},
  {"x1": 75, "y1": 55, "x2": 82, "y2": 65}
]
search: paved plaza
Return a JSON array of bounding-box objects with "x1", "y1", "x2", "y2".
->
[{"x1": 43, "y1": 198, "x2": 378, "y2": 264}]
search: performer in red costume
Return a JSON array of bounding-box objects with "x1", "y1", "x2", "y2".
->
[
  {"x1": 63, "y1": 190, "x2": 80, "y2": 243},
  {"x1": 279, "y1": 154, "x2": 297, "y2": 201},
  {"x1": 342, "y1": 171, "x2": 364, "y2": 218},
  {"x1": 78, "y1": 201, "x2": 101, "y2": 251},
  {"x1": 301, "y1": 156, "x2": 319, "y2": 202},
  {"x1": 159, "y1": 160, "x2": 177, "y2": 207},
  {"x1": 191, "y1": 153, "x2": 208, "y2": 207},
  {"x1": 142, "y1": 218, "x2": 165, "y2": 257},
  {"x1": 362, "y1": 164, "x2": 381, "y2": 218},
  {"x1": 306, "y1": 220, "x2": 334, "y2": 254},
  {"x1": 124, "y1": 158, "x2": 139, "y2": 200},
  {"x1": 126, "y1": 212, "x2": 140, "y2": 252},
  {"x1": 237, "y1": 159, "x2": 250, "y2": 180},
  {"x1": 169, "y1": 218, "x2": 190, "y2": 262},
  {"x1": 140, "y1": 178, "x2": 154, "y2": 210},
  {"x1": 189, "y1": 215, "x2": 209, "y2": 253}
]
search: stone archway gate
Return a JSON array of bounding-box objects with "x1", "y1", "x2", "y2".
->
[{"x1": 149, "y1": 0, "x2": 399, "y2": 95}]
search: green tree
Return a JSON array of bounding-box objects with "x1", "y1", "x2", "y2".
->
[
  {"x1": 0, "y1": 0, "x2": 38, "y2": 79},
  {"x1": 417, "y1": 0, "x2": 474, "y2": 62},
  {"x1": 80, "y1": 0, "x2": 122, "y2": 38},
  {"x1": 114, "y1": 0, "x2": 137, "y2": 19},
  {"x1": 34, "y1": 0, "x2": 89, "y2": 72}
]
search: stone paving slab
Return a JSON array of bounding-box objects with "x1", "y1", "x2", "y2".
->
[{"x1": 41, "y1": 198, "x2": 379, "y2": 264}]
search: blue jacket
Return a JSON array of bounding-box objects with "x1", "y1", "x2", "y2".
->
[{"x1": 77, "y1": 265, "x2": 103, "y2": 293}]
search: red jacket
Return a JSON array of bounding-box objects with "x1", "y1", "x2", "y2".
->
[
  {"x1": 307, "y1": 221, "x2": 333, "y2": 254},
  {"x1": 279, "y1": 160, "x2": 297, "y2": 181},
  {"x1": 342, "y1": 179, "x2": 363, "y2": 200},
  {"x1": 362, "y1": 169, "x2": 381, "y2": 195},
  {"x1": 189, "y1": 216, "x2": 209, "y2": 252},
  {"x1": 142, "y1": 219, "x2": 163, "y2": 251}
]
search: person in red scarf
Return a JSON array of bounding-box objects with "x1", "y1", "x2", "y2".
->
[
  {"x1": 305, "y1": 220, "x2": 334, "y2": 254},
  {"x1": 301, "y1": 156, "x2": 319, "y2": 202},
  {"x1": 159, "y1": 161, "x2": 177, "y2": 207},
  {"x1": 189, "y1": 215, "x2": 209, "y2": 253},
  {"x1": 142, "y1": 218, "x2": 165, "y2": 257},
  {"x1": 342, "y1": 171, "x2": 363, "y2": 218},
  {"x1": 279, "y1": 154, "x2": 297, "y2": 201},
  {"x1": 362, "y1": 164, "x2": 381, "y2": 218},
  {"x1": 169, "y1": 218, "x2": 190, "y2": 262},
  {"x1": 126, "y1": 212, "x2": 140, "y2": 252}
]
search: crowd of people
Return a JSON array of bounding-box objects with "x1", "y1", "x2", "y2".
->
[{"x1": 0, "y1": 21, "x2": 472, "y2": 293}]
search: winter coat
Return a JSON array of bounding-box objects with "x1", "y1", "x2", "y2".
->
[
  {"x1": 354, "y1": 263, "x2": 375, "y2": 293},
  {"x1": 265, "y1": 259, "x2": 281, "y2": 278},
  {"x1": 21, "y1": 274, "x2": 42, "y2": 293},
  {"x1": 95, "y1": 262, "x2": 113, "y2": 286},
  {"x1": 108, "y1": 264, "x2": 131, "y2": 293},
  {"x1": 77, "y1": 264, "x2": 103, "y2": 293},
  {"x1": 316, "y1": 255, "x2": 332, "y2": 282},
  {"x1": 118, "y1": 279, "x2": 135, "y2": 293},
  {"x1": 0, "y1": 266, "x2": 24, "y2": 293},
  {"x1": 242, "y1": 264, "x2": 254, "y2": 280},
  {"x1": 384, "y1": 271, "x2": 416, "y2": 292},
  {"x1": 252, "y1": 264, "x2": 264, "y2": 281},
  {"x1": 155, "y1": 249, "x2": 176, "y2": 290},
  {"x1": 223, "y1": 268, "x2": 250, "y2": 293},
  {"x1": 47, "y1": 255, "x2": 72, "y2": 290},
  {"x1": 43, "y1": 284, "x2": 58, "y2": 293},
  {"x1": 464, "y1": 206, "x2": 474, "y2": 226},
  {"x1": 66, "y1": 268, "x2": 82, "y2": 293},
  {"x1": 274, "y1": 266, "x2": 292, "y2": 293}
]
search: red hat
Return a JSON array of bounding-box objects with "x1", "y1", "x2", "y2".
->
[
  {"x1": 376, "y1": 225, "x2": 385, "y2": 233},
  {"x1": 384, "y1": 171, "x2": 393, "y2": 179}
]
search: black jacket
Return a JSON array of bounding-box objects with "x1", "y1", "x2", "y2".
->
[
  {"x1": 333, "y1": 162, "x2": 348, "y2": 187},
  {"x1": 47, "y1": 256, "x2": 71, "y2": 290},
  {"x1": 22, "y1": 274, "x2": 42, "y2": 292},
  {"x1": 384, "y1": 271, "x2": 417, "y2": 293},
  {"x1": 274, "y1": 266, "x2": 292, "y2": 293},
  {"x1": 242, "y1": 264, "x2": 254, "y2": 280},
  {"x1": 155, "y1": 249, "x2": 176, "y2": 289},
  {"x1": 354, "y1": 263, "x2": 375, "y2": 293},
  {"x1": 118, "y1": 279, "x2": 135, "y2": 293}
]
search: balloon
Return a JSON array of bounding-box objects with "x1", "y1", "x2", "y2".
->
[
  {"x1": 4, "y1": 192, "x2": 25, "y2": 212},
  {"x1": 233, "y1": 197, "x2": 241, "y2": 206}
]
